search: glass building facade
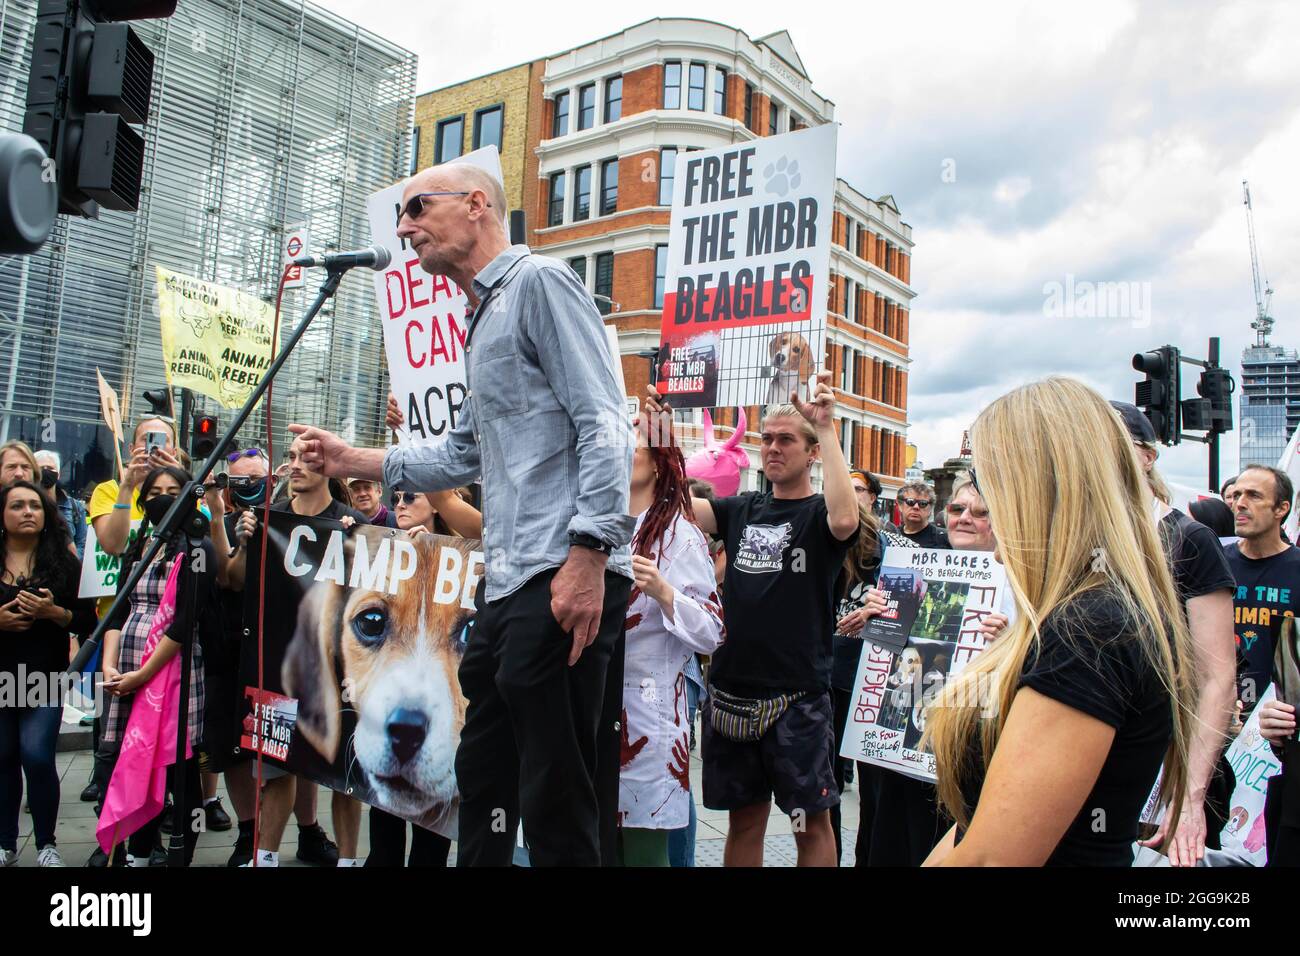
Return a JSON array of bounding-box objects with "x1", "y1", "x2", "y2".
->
[
  {"x1": 0, "y1": 0, "x2": 416, "y2": 493},
  {"x1": 1240, "y1": 345, "x2": 1300, "y2": 467}
]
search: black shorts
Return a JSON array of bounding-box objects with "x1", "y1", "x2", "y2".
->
[{"x1": 701, "y1": 690, "x2": 839, "y2": 817}]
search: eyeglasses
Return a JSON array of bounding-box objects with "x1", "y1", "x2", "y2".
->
[
  {"x1": 226, "y1": 448, "x2": 264, "y2": 463},
  {"x1": 390, "y1": 491, "x2": 420, "y2": 507},
  {"x1": 946, "y1": 502, "x2": 990, "y2": 520},
  {"x1": 899, "y1": 497, "x2": 932, "y2": 509},
  {"x1": 852, "y1": 485, "x2": 870, "y2": 495},
  {"x1": 397, "y1": 191, "x2": 492, "y2": 226}
]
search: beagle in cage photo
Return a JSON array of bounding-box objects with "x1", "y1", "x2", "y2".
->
[
  {"x1": 282, "y1": 530, "x2": 478, "y2": 826},
  {"x1": 766, "y1": 330, "x2": 813, "y2": 403}
]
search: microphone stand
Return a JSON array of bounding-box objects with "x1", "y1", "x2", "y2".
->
[
  {"x1": 67, "y1": 264, "x2": 350, "y2": 864},
  {"x1": 165, "y1": 499, "x2": 206, "y2": 866},
  {"x1": 70, "y1": 265, "x2": 347, "y2": 674}
]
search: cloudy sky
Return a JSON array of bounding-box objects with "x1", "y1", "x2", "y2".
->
[{"x1": 318, "y1": 0, "x2": 1300, "y2": 488}]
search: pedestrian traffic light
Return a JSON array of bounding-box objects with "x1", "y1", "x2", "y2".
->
[
  {"x1": 1197, "y1": 366, "x2": 1233, "y2": 434},
  {"x1": 1132, "y1": 346, "x2": 1180, "y2": 445},
  {"x1": 192, "y1": 413, "x2": 218, "y2": 461},
  {"x1": 21, "y1": 0, "x2": 177, "y2": 218}
]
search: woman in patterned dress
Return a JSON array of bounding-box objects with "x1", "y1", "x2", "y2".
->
[
  {"x1": 100, "y1": 465, "x2": 218, "y2": 865},
  {"x1": 619, "y1": 418, "x2": 724, "y2": 866}
]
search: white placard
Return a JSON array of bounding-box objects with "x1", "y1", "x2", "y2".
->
[
  {"x1": 78, "y1": 520, "x2": 142, "y2": 599},
  {"x1": 365, "y1": 146, "x2": 504, "y2": 447}
]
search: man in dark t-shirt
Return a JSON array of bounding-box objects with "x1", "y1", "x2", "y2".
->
[
  {"x1": 650, "y1": 374, "x2": 859, "y2": 867},
  {"x1": 1222, "y1": 465, "x2": 1300, "y2": 866},
  {"x1": 227, "y1": 437, "x2": 368, "y2": 867},
  {"x1": 1112, "y1": 400, "x2": 1238, "y2": 865},
  {"x1": 1223, "y1": 466, "x2": 1300, "y2": 712},
  {"x1": 896, "y1": 481, "x2": 948, "y2": 549}
]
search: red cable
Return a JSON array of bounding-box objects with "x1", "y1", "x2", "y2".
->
[{"x1": 251, "y1": 265, "x2": 290, "y2": 866}]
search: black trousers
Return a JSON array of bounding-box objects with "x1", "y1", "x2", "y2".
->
[
  {"x1": 127, "y1": 757, "x2": 202, "y2": 865},
  {"x1": 365, "y1": 807, "x2": 451, "y2": 867},
  {"x1": 854, "y1": 762, "x2": 944, "y2": 867},
  {"x1": 1264, "y1": 746, "x2": 1300, "y2": 867},
  {"x1": 830, "y1": 686, "x2": 851, "y2": 865},
  {"x1": 454, "y1": 568, "x2": 630, "y2": 867}
]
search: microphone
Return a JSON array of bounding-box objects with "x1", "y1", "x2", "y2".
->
[{"x1": 292, "y1": 245, "x2": 392, "y2": 271}]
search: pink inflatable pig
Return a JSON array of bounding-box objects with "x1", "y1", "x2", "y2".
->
[{"x1": 685, "y1": 407, "x2": 749, "y2": 498}]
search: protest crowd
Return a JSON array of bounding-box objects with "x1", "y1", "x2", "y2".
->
[{"x1": 2, "y1": 158, "x2": 1297, "y2": 872}]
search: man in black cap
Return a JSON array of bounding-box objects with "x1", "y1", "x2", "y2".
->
[{"x1": 1110, "y1": 400, "x2": 1238, "y2": 866}]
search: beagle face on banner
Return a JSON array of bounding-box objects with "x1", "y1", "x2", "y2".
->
[
  {"x1": 767, "y1": 331, "x2": 813, "y2": 402},
  {"x1": 283, "y1": 533, "x2": 475, "y2": 822}
]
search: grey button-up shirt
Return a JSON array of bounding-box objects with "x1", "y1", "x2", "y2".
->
[{"x1": 383, "y1": 245, "x2": 634, "y2": 601}]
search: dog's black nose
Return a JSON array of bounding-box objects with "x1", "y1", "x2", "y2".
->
[{"x1": 386, "y1": 708, "x2": 428, "y2": 765}]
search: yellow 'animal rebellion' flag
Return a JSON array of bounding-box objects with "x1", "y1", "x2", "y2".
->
[{"x1": 154, "y1": 266, "x2": 280, "y2": 409}]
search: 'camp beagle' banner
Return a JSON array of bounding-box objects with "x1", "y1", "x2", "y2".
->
[
  {"x1": 240, "y1": 511, "x2": 481, "y2": 838},
  {"x1": 656, "y1": 124, "x2": 836, "y2": 408}
]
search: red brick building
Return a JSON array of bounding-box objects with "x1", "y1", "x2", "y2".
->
[{"x1": 414, "y1": 18, "x2": 916, "y2": 500}]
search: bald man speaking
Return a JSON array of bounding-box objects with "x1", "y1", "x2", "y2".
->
[{"x1": 289, "y1": 160, "x2": 633, "y2": 866}]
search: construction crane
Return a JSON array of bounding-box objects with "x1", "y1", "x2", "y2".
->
[{"x1": 1244, "y1": 180, "x2": 1275, "y2": 347}]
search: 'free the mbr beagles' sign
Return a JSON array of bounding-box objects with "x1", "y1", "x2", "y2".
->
[{"x1": 657, "y1": 124, "x2": 836, "y2": 408}]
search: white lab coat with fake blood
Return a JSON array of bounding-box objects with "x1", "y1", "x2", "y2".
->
[{"x1": 620, "y1": 511, "x2": 724, "y2": 830}]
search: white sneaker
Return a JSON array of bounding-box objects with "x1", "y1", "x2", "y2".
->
[
  {"x1": 239, "y1": 850, "x2": 279, "y2": 868},
  {"x1": 1, "y1": 849, "x2": 17, "y2": 867},
  {"x1": 37, "y1": 846, "x2": 65, "y2": 867}
]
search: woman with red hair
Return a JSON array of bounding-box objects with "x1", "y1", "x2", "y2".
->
[{"x1": 619, "y1": 416, "x2": 724, "y2": 866}]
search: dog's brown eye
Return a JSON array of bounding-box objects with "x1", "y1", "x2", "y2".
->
[{"x1": 353, "y1": 607, "x2": 388, "y2": 646}]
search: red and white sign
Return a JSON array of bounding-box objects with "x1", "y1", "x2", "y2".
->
[
  {"x1": 364, "y1": 146, "x2": 504, "y2": 447},
  {"x1": 281, "y1": 223, "x2": 311, "y2": 289},
  {"x1": 657, "y1": 124, "x2": 836, "y2": 408}
]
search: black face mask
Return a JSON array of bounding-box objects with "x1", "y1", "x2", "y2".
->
[
  {"x1": 40, "y1": 468, "x2": 58, "y2": 489},
  {"x1": 143, "y1": 494, "x2": 176, "y2": 528},
  {"x1": 232, "y1": 483, "x2": 267, "y2": 507}
]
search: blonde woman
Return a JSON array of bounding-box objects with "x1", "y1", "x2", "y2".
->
[{"x1": 922, "y1": 378, "x2": 1197, "y2": 866}]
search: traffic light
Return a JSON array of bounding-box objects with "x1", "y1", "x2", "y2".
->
[
  {"x1": 21, "y1": 0, "x2": 177, "y2": 218},
  {"x1": 191, "y1": 413, "x2": 218, "y2": 461},
  {"x1": 1132, "y1": 346, "x2": 1180, "y2": 445},
  {"x1": 1197, "y1": 367, "x2": 1234, "y2": 434},
  {"x1": 141, "y1": 387, "x2": 170, "y2": 417}
]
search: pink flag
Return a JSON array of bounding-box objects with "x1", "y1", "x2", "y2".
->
[{"x1": 96, "y1": 556, "x2": 192, "y2": 853}]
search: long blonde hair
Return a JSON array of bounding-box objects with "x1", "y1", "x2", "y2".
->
[
  {"x1": 922, "y1": 378, "x2": 1196, "y2": 835},
  {"x1": 842, "y1": 504, "x2": 882, "y2": 587}
]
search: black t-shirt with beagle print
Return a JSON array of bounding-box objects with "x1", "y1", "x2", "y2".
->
[{"x1": 710, "y1": 491, "x2": 858, "y2": 696}]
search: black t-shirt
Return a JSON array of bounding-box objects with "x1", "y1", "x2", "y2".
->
[
  {"x1": 1159, "y1": 509, "x2": 1235, "y2": 603},
  {"x1": 1223, "y1": 542, "x2": 1300, "y2": 712},
  {"x1": 958, "y1": 590, "x2": 1172, "y2": 866},
  {"x1": 166, "y1": 538, "x2": 219, "y2": 648},
  {"x1": 271, "y1": 497, "x2": 369, "y2": 525},
  {"x1": 903, "y1": 523, "x2": 948, "y2": 550},
  {"x1": 0, "y1": 559, "x2": 93, "y2": 677},
  {"x1": 219, "y1": 512, "x2": 245, "y2": 641},
  {"x1": 710, "y1": 492, "x2": 858, "y2": 695}
]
